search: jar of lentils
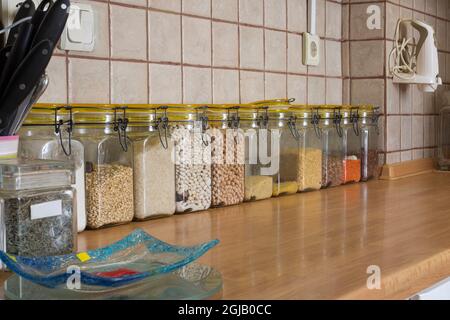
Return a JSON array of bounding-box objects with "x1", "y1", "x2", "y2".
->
[{"x1": 320, "y1": 106, "x2": 345, "y2": 188}]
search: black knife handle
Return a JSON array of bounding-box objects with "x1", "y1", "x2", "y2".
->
[
  {"x1": 0, "y1": 21, "x2": 33, "y2": 98},
  {"x1": 6, "y1": 0, "x2": 35, "y2": 47},
  {"x1": 0, "y1": 40, "x2": 53, "y2": 134},
  {"x1": 0, "y1": 46, "x2": 12, "y2": 72},
  {"x1": 32, "y1": 0, "x2": 70, "y2": 50},
  {"x1": 30, "y1": 0, "x2": 54, "y2": 41}
]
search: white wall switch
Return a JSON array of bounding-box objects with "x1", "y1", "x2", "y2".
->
[
  {"x1": 59, "y1": 2, "x2": 94, "y2": 52},
  {"x1": 303, "y1": 32, "x2": 320, "y2": 66}
]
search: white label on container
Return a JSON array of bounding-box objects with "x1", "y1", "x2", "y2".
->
[{"x1": 30, "y1": 200, "x2": 63, "y2": 220}]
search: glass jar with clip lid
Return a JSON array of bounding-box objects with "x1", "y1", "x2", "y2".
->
[
  {"x1": 127, "y1": 105, "x2": 176, "y2": 219},
  {"x1": 342, "y1": 106, "x2": 362, "y2": 184},
  {"x1": 256, "y1": 99, "x2": 298, "y2": 197},
  {"x1": 168, "y1": 105, "x2": 212, "y2": 213},
  {"x1": 207, "y1": 105, "x2": 245, "y2": 207},
  {"x1": 289, "y1": 105, "x2": 323, "y2": 192},
  {"x1": 239, "y1": 104, "x2": 273, "y2": 201},
  {"x1": 320, "y1": 105, "x2": 345, "y2": 188},
  {"x1": 71, "y1": 105, "x2": 134, "y2": 229},
  {"x1": 17, "y1": 104, "x2": 87, "y2": 232},
  {"x1": 359, "y1": 105, "x2": 380, "y2": 181}
]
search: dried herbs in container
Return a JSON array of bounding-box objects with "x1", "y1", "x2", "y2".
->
[{"x1": 0, "y1": 159, "x2": 76, "y2": 262}]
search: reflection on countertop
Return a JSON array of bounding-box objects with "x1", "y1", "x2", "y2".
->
[{"x1": 2, "y1": 172, "x2": 450, "y2": 299}]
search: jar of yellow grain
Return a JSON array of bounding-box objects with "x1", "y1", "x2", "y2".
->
[{"x1": 290, "y1": 105, "x2": 323, "y2": 192}]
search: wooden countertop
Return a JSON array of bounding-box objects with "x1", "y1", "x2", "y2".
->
[{"x1": 2, "y1": 172, "x2": 450, "y2": 299}]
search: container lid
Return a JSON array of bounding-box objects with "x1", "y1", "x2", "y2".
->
[
  {"x1": 24, "y1": 104, "x2": 72, "y2": 126},
  {"x1": 124, "y1": 105, "x2": 161, "y2": 125},
  {"x1": 0, "y1": 158, "x2": 74, "y2": 191},
  {"x1": 164, "y1": 104, "x2": 210, "y2": 122},
  {"x1": 289, "y1": 105, "x2": 314, "y2": 118},
  {"x1": 358, "y1": 105, "x2": 378, "y2": 117},
  {"x1": 317, "y1": 105, "x2": 343, "y2": 119},
  {"x1": 239, "y1": 99, "x2": 293, "y2": 121},
  {"x1": 70, "y1": 105, "x2": 119, "y2": 124}
]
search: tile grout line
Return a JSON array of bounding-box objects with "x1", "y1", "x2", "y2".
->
[
  {"x1": 180, "y1": 1, "x2": 184, "y2": 104},
  {"x1": 108, "y1": 1, "x2": 112, "y2": 104},
  {"x1": 146, "y1": 0, "x2": 150, "y2": 103},
  {"x1": 238, "y1": 0, "x2": 241, "y2": 104},
  {"x1": 324, "y1": 0, "x2": 328, "y2": 104},
  {"x1": 306, "y1": 0, "x2": 309, "y2": 105},
  {"x1": 210, "y1": 0, "x2": 213, "y2": 104},
  {"x1": 383, "y1": 1, "x2": 387, "y2": 163},
  {"x1": 348, "y1": 2, "x2": 351, "y2": 106},
  {"x1": 263, "y1": 0, "x2": 266, "y2": 100},
  {"x1": 65, "y1": 51, "x2": 69, "y2": 104},
  {"x1": 285, "y1": 0, "x2": 288, "y2": 99}
]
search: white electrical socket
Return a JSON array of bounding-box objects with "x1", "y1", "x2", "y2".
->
[
  {"x1": 303, "y1": 32, "x2": 320, "y2": 66},
  {"x1": 1, "y1": 0, "x2": 39, "y2": 30},
  {"x1": 59, "y1": 2, "x2": 95, "y2": 52}
]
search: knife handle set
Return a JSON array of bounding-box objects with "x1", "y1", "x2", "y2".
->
[{"x1": 0, "y1": 0, "x2": 70, "y2": 137}]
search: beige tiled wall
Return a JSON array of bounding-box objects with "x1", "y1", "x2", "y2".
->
[
  {"x1": 39, "y1": 0, "x2": 344, "y2": 106},
  {"x1": 342, "y1": 0, "x2": 450, "y2": 164}
]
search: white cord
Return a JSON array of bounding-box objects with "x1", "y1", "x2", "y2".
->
[
  {"x1": 0, "y1": 16, "x2": 32, "y2": 35},
  {"x1": 389, "y1": 19, "x2": 418, "y2": 80}
]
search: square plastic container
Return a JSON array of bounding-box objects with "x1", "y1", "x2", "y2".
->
[{"x1": 0, "y1": 159, "x2": 76, "y2": 268}]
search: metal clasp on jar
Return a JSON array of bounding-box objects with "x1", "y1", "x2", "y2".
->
[
  {"x1": 54, "y1": 106, "x2": 73, "y2": 156},
  {"x1": 350, "y1": 107, "x2": 360, "y2": 136},
  {"x1": 156, "y1": 105, "x2": 169, "y2": 149},
  {"x1": 288, "y1": 115, "x2": 301, "y2": 140},
  {"x1": 311, "y1": 108, "x2": 322, "y2": 139},
  {"x1": 256, "y1": 106, "x2": 269, "y2": 129},
  {"x1": 227, "y1": 106, "x2": 240, "y2": 129},
  {"x1": 333, "y1": 108, "x2": 343, "y2": 138},
  {"x1": 113, "y1": 106, "x2": 129, "y2": 152},
  {"x1": 196, "y1": 105, "x2": 210, "y2": 146}
]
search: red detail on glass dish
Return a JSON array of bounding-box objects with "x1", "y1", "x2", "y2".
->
[{"x1": 95, "y1": 268, "x2": 140, "y2": 278}]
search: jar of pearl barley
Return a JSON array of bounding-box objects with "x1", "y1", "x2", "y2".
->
[
  {"x1": 207, "y1": 106, "x2": 245, "y2": 207},
  {"x1": 72, "y1": 105, "x2": 134, "y2": 229},
  {"x1": 167, "y1": 105, "x2": 212, "y2": 213}
]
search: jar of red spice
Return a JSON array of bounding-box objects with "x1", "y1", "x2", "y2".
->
[
  {"x1": 360, "y1": 105, "x2": 380, "y2": 181},
  {"x1": 342, "y1": 106, "x2": 361, "y2": 184}
]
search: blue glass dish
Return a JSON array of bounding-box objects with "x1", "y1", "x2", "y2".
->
[
  {"x1": 4, "y1": 263, "x2": 223, "y2": 300},
  {"x1": 0, "y1": 228, "x2": 219, "y2": 288}
]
